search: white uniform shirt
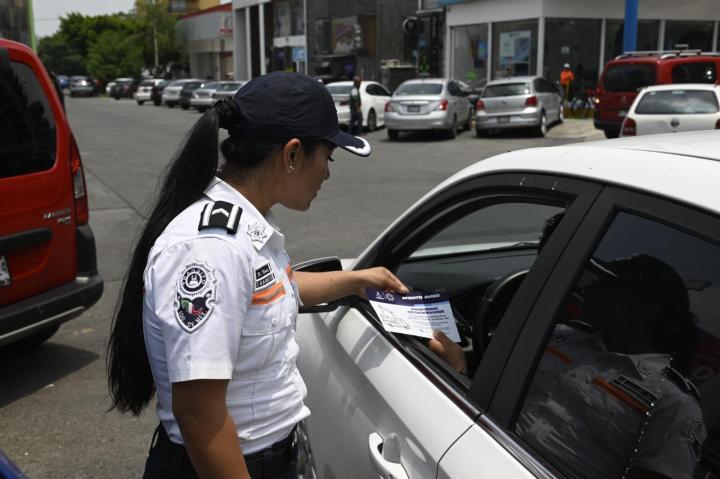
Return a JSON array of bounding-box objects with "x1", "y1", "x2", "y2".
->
[
  {"x1": 516, "y1": 324, "x2": 706, "y2": 479},
  {"x1": 142, "y1": 177, "x2": 309, "y2": 454}
]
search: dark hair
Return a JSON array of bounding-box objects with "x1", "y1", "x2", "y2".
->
[{"x1": 107, "y1": 103, "x2": 331, "y2": 415}]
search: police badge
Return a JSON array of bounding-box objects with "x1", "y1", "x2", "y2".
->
[
  {"x1": 174, "y1": 261, "x2": 217, "y2": 333},
  {"x1": 247, "y1": 222, "x2": 269, "y2": 246}
]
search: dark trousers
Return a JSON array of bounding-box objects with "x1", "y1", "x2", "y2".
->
[
  {"x1": 143, "y1": 424, "x2": 298, "y2": 479},
  {"x1": 349, "y1": 109, "x2": 363, "y2": 135}
]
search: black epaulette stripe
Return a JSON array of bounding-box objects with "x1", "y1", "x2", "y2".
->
[{"x1": 198, "y1": 200, "x2": 242, "y2": 234}]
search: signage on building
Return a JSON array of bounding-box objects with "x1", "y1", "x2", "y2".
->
[
  {"x1": 292, "y1": 46, "x2": 306, "y2": 62},
  {"x1": 499, "y1": 30, "x2": 531, "y2": 76},
  {"x1": 332, "y1": 16, "x2": 357, "y2": 55},
  {"x1": 219, "y1": 13, "x2": 233, "y2": 36}
]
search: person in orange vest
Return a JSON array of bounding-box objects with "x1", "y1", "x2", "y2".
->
[{"x1": 560, "y1": 63, "x2": 575, "y2": 102}]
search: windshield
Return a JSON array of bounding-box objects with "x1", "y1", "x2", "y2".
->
[
  {"x1": 201, "y1": 82, "x2": 221, "y2": 90},
  {"x1": 218, "y1": 82, "x2": 242, "y2": 91},
  {"x1": 483, "y1": 83, "x2": 531, "y2": 97},
  {"x1": 635, "y1": 89, "x2": 719, "y2": 114},
  {"x1": 140, "y1": 80, "x2": 156, "y2": 86},
  {"x1": 394, "y1": 82, "x2": 443, "y2": 96},
  {"x1": 603, "y1": 64, "x2": 656, "y2": 93},
  {"x1": 117, "y1": 79, "x2": 133, "y2": 85},
  {"x1": 326, "y1": 84, "x2": 353, "y2": 95}
]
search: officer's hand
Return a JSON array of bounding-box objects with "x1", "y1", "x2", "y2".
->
[
  {"x1": 429, "y1": 330, "x2": 467, "y2": 374},
  {"x1": 355, "y1": 267, "x2": 409, "y2": 297}
]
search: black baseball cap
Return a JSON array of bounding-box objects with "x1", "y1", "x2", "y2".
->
[{"x1": 227, "y1": 71, "x2": 371, "y2": 157}]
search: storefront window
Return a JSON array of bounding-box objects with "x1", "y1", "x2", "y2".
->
[
  {"x1": 544, "y1": 18, "x2": 601, "y2": 93},
  {"x1": 274, "y1": 0, "x2": 304, "y2": 37},
  {"x1": 604, "y1": 20, "x2": 659, "y2": 61},
  {"x1": 492, "y1": 19, "x2": 538, "y2": 79},
  {"x1": 664, "y1": 21, "x2": 714, "y2": 51},
  {"x1": 452, "y1": 24, "x2": 489, "y2": 87}
]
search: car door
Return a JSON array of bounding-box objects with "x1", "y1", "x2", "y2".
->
[
  {"x1": 441, "y1": 186, "x2": 720, "y2": 478},
  {"x1": 296, "y1": 172, "x2": 602, "y2": 478},
  {"x1": 375, "y1": 84, "x2": 392, "y2": 125},
  {"x1": 533, "y1": 79, "x2": 552, "y2": 121},
  {"x1": 0, "y1": 42, "x2": 78, "y2": 306}
]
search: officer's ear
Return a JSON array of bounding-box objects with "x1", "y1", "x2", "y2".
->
[{"x1": 281, "y1": 138, "x2": 302, "y2": 174}]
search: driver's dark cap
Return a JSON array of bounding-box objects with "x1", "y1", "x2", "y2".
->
[{"x1": 226, "y1": 71, "x2": 370, "y2": 157}]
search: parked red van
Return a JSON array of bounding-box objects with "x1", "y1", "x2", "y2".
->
[
  {"x1": 595, "y1": 51, "x2": 720, "y2": 138},
  {"x1": 0, "y1": 39, "x2": 103, "y2": 347}
]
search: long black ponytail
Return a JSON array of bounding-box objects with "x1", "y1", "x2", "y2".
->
[{"x1": 107, "y1": 108, "x2": 222, "y2": 415}]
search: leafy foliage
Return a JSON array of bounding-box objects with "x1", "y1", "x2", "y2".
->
[{"x1": 86, "y1": 30, "x2": 144, "y2": 81}]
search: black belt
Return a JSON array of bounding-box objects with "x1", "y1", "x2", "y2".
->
[{"x1": 151, "y1": 423, "x2": 296, "y2": 478}]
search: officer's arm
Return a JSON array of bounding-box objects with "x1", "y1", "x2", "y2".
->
[
  {"x1": 173, "y1": 379, "x2": 250, "y2": 479},
  {"x1": 294, "y1": 267, "x2": 408, "y2": 306}
]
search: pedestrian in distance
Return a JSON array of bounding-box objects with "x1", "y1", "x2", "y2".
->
[
  {"x1": 349, "y1": 76, "x2": 363, "y2": 136},
  {"x1": 560, "y1": 63, "x2": 575, "y2": 104},
  {"x1": 107, "y1": 71, "x2": 409, "y2": 479}
]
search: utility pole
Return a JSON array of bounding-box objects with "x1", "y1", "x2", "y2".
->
[{"x1": 153, "y1": 0, "x2": 160, "y2": 70}]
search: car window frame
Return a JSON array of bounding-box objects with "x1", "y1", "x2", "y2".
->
[
  {"x1": 349, "y1": 173, "x2": 603, "y2": 415},
  {"x1": 486, "y1": 185, "x2": 720, "y2": 433}
]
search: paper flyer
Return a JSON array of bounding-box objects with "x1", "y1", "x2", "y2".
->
[{"x1": 367, "y1": 289, "x2": 461, "y2": 342}]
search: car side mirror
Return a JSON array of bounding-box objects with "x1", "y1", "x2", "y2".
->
[{"x1": 294, "y1": 257, "x2": 355, "y2": 313}]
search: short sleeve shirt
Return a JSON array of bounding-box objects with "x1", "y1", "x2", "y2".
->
[
  {"x1": 143, "y1": 177, "x2": 309, "y2": 454},
  {"x1": 516, "y1": 324, "x2": 706, "y2": 479}
]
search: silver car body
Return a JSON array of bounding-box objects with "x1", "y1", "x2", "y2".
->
[
  {"x1": 211, "y1": 81, "x2": 245, "y2": 101},
  {"x1": 189, "y1": 81, "x2": 226, "y2": 110},
  {"x1": 476, "y1": 76, "x2": 562, "y2": 133},
  {"x1": 385, "y1": 78, "x2": 473, "y2": 133},
  {"x1": 621, "y1": 83, "x2": 720, "y2": 137},
  {"x1": 69, "y1": 76, "x2": 94, "y2": 96},
  {"x1": 162, "y1": 79, "x2": 202, "y2": 106},
  {"x1": 326, "y1": 81, "x2": 391, "y2": 130},
  {"x1": 135, "y1": 78, "x2": 164, "y2": 102},
  {"x1": 295, "y1": 130, "x2": 720, "y2": 479}
]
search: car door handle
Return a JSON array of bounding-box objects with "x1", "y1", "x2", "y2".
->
[{"x1": 368, "y1": 432, "x2": 409, "y2": 479}]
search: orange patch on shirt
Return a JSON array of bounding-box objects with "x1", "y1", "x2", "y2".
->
[
  {"x1": 285, "y1": 265, "x2": 294, "y2": 281},
  {"x1": 545, "y1": 346, "x2": 574, "y2": 365},
  {"x1": 251, "y1": 282, "x2": 286, "y2": 305}
]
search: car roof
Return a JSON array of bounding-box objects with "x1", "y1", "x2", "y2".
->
[
  {"x1": 639, "y1": 83, "x2": 720, "y2": 92},
  {"x1": 486, "y1": 76, "x2": 537, "y2": 85},
  {"x1": 401, "y1": 78, "x2": 447, "y2": 84},
  {"x1": 432, "y1": 130, "x2": 720, "y2": 214},
  {"x1": 607, "y1": 53, "x2": 720, "y2": 65}
]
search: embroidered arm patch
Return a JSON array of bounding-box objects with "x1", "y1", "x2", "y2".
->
[{"x1": 174, "y1": 261, "x2": 217, "y2": 333}]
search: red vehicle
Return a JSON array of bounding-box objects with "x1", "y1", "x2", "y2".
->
[
  {"x1": 595, "y1": 50, "x2": 720, "y2": 138},
  {"x1": 0, "y1": 39, "x2": 103, "y2": 348}
]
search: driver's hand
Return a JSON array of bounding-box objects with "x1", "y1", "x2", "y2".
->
[{"x1": 429, "y1": 330, "x2": 468, "y2": 374}]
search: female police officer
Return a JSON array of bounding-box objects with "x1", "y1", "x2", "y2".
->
[{"x1": 107, "y1": 71, "x2": 408, "y2": 479}]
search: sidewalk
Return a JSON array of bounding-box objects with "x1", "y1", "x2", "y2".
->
[{"x1": 547, "y1": 118, "x2": 605, "y2": 141}]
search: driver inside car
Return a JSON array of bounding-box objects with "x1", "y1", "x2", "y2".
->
[{"x1": 430, "y1": 254, "x2": 706, "y2": 479}]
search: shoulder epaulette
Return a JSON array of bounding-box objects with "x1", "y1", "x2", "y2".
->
[
  {"x1": 665, "y1": 367, "x2": 701, "y2": 401},
  {"x1": 198, "y1": 201, "x2": 242, "y2": 234}
]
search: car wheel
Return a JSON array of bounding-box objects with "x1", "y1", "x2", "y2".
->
[
  {"x1": 137, "y1": 100, "x2": 144, "y2": 105},
  {"x1": 70, "y1": 92, "x2": 76, "y2": 98},
  {"x1": 558, "y1": 105, "x2": 564, "y2": 124},
  {"x1": 13, "y1": 325, "x2": 60, "y2": 348},
  {"x1": 464, "y1": 110, "x2": 472, "y2": 130},
  {"x1": 604, "y1": 129, "x2": 619, "y2": 139},
  {"x1": 114, "y1": 96, "x2": 120, "y2": 101},
  {"x1": 476, "y1": 128, "x2": 488, "y2": 138},
  {"x1": 167, "y1": 103, "x2": 174, "y2": 108},
  {"x1": 534, "y1": 112, "x2": 547, "y2": 137},
  {"x1": 181, "y1": 104, "x2": 189, "y2": 110},
  {"x1": 367, "y1": 109, "x2": 377, "y2": 131},
  {"x1": 447, "y1": 115, "x2": 458, "y2": 139},
  {"x1": 387, "y1": 129, "x2": 399, "y2": 140},
  {"x1": 153, "y1": 99, "x2": 161, "y2": 106}
]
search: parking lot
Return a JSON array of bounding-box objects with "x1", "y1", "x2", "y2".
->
[{"x1": 0, "y1": 95, "x2": 602, "y2": 478}]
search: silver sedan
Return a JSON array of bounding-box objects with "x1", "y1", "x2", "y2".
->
[
  {"x1": 475, "y1": 76, "x2": 563, "y2": 137},
  {"x1": 384, "y1": 78, "x2": 474, "y2": 140}
]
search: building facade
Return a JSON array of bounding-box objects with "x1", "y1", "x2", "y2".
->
[
  {"x1": 0, "y1": 0, "x2": 34, "y2": 48},
  {"x1": 231, "y1": 0, "x2": 417, "y2": 84},
  {"x1": 178, "y1": 4, "x2": 235, "y2": 79},
  {"x1": 443, "y1": 0, "x2": 720, "y2": 92}
]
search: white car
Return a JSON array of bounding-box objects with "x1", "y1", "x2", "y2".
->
[
  {"x1": 326, "y1": 81, "x2": 391, "y2": 131},
  {"x1": 161, "y1": 78, "x2": 202, "y2": 108},
  {"x1": 384, "y1": 78, "x2": 474, "y2": 140},
  {"x1": 294, "y1": 130, "x2": 720, "y2": 479},
  {"x1": 621, "y1": 83, "x2": 720, "y2": 136},
  {"x1": 189, "y1": 81, "x2": 225, "y2": 112},
  {"x1": 135, "y1": 78, "x2": 164, "y2": 105}
]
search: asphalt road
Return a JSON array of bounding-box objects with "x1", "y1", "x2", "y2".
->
[{"x1": 0, "y1": 96, "x2": 600, "y2": 478}]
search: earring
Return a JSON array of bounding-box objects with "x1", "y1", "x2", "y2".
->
[{"x1": 288, "y1": 163, "x2": 295, "y2": 174}]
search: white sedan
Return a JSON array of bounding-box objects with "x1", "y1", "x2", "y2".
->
[
  {"x1": 620, "y1": 83, "x2": 720, "y2": 136},
  {"x1": 293, "y1": 130, "x2": 720, "y2": 479},
  {"x1": 326, "y1": 81, "x2": 391, "y2": 131}
]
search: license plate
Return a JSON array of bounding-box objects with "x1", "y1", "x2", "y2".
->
[
  {"x1": 498, "y1": 116, "x2": 510, "y2": 124},
  {"x1": 618, "y1": 110, "x2": 627, "y2": 118},
  {"x1": 0, "y1": 254, "x2": 11, "y2": 287},
  {"x1": 408, "y1": 105, "x2": 420, "y2": 112}
]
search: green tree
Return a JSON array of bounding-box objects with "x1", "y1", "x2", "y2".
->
[
  {"x1": 134, "y1": 0, "x2": 184, "y2": 77},
  {"x1": 86, "y1": 30, "x2": 144, "y2": 83},
  {"x1": 38, "y1": 34, "x2": 86, "y2": 75}
]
